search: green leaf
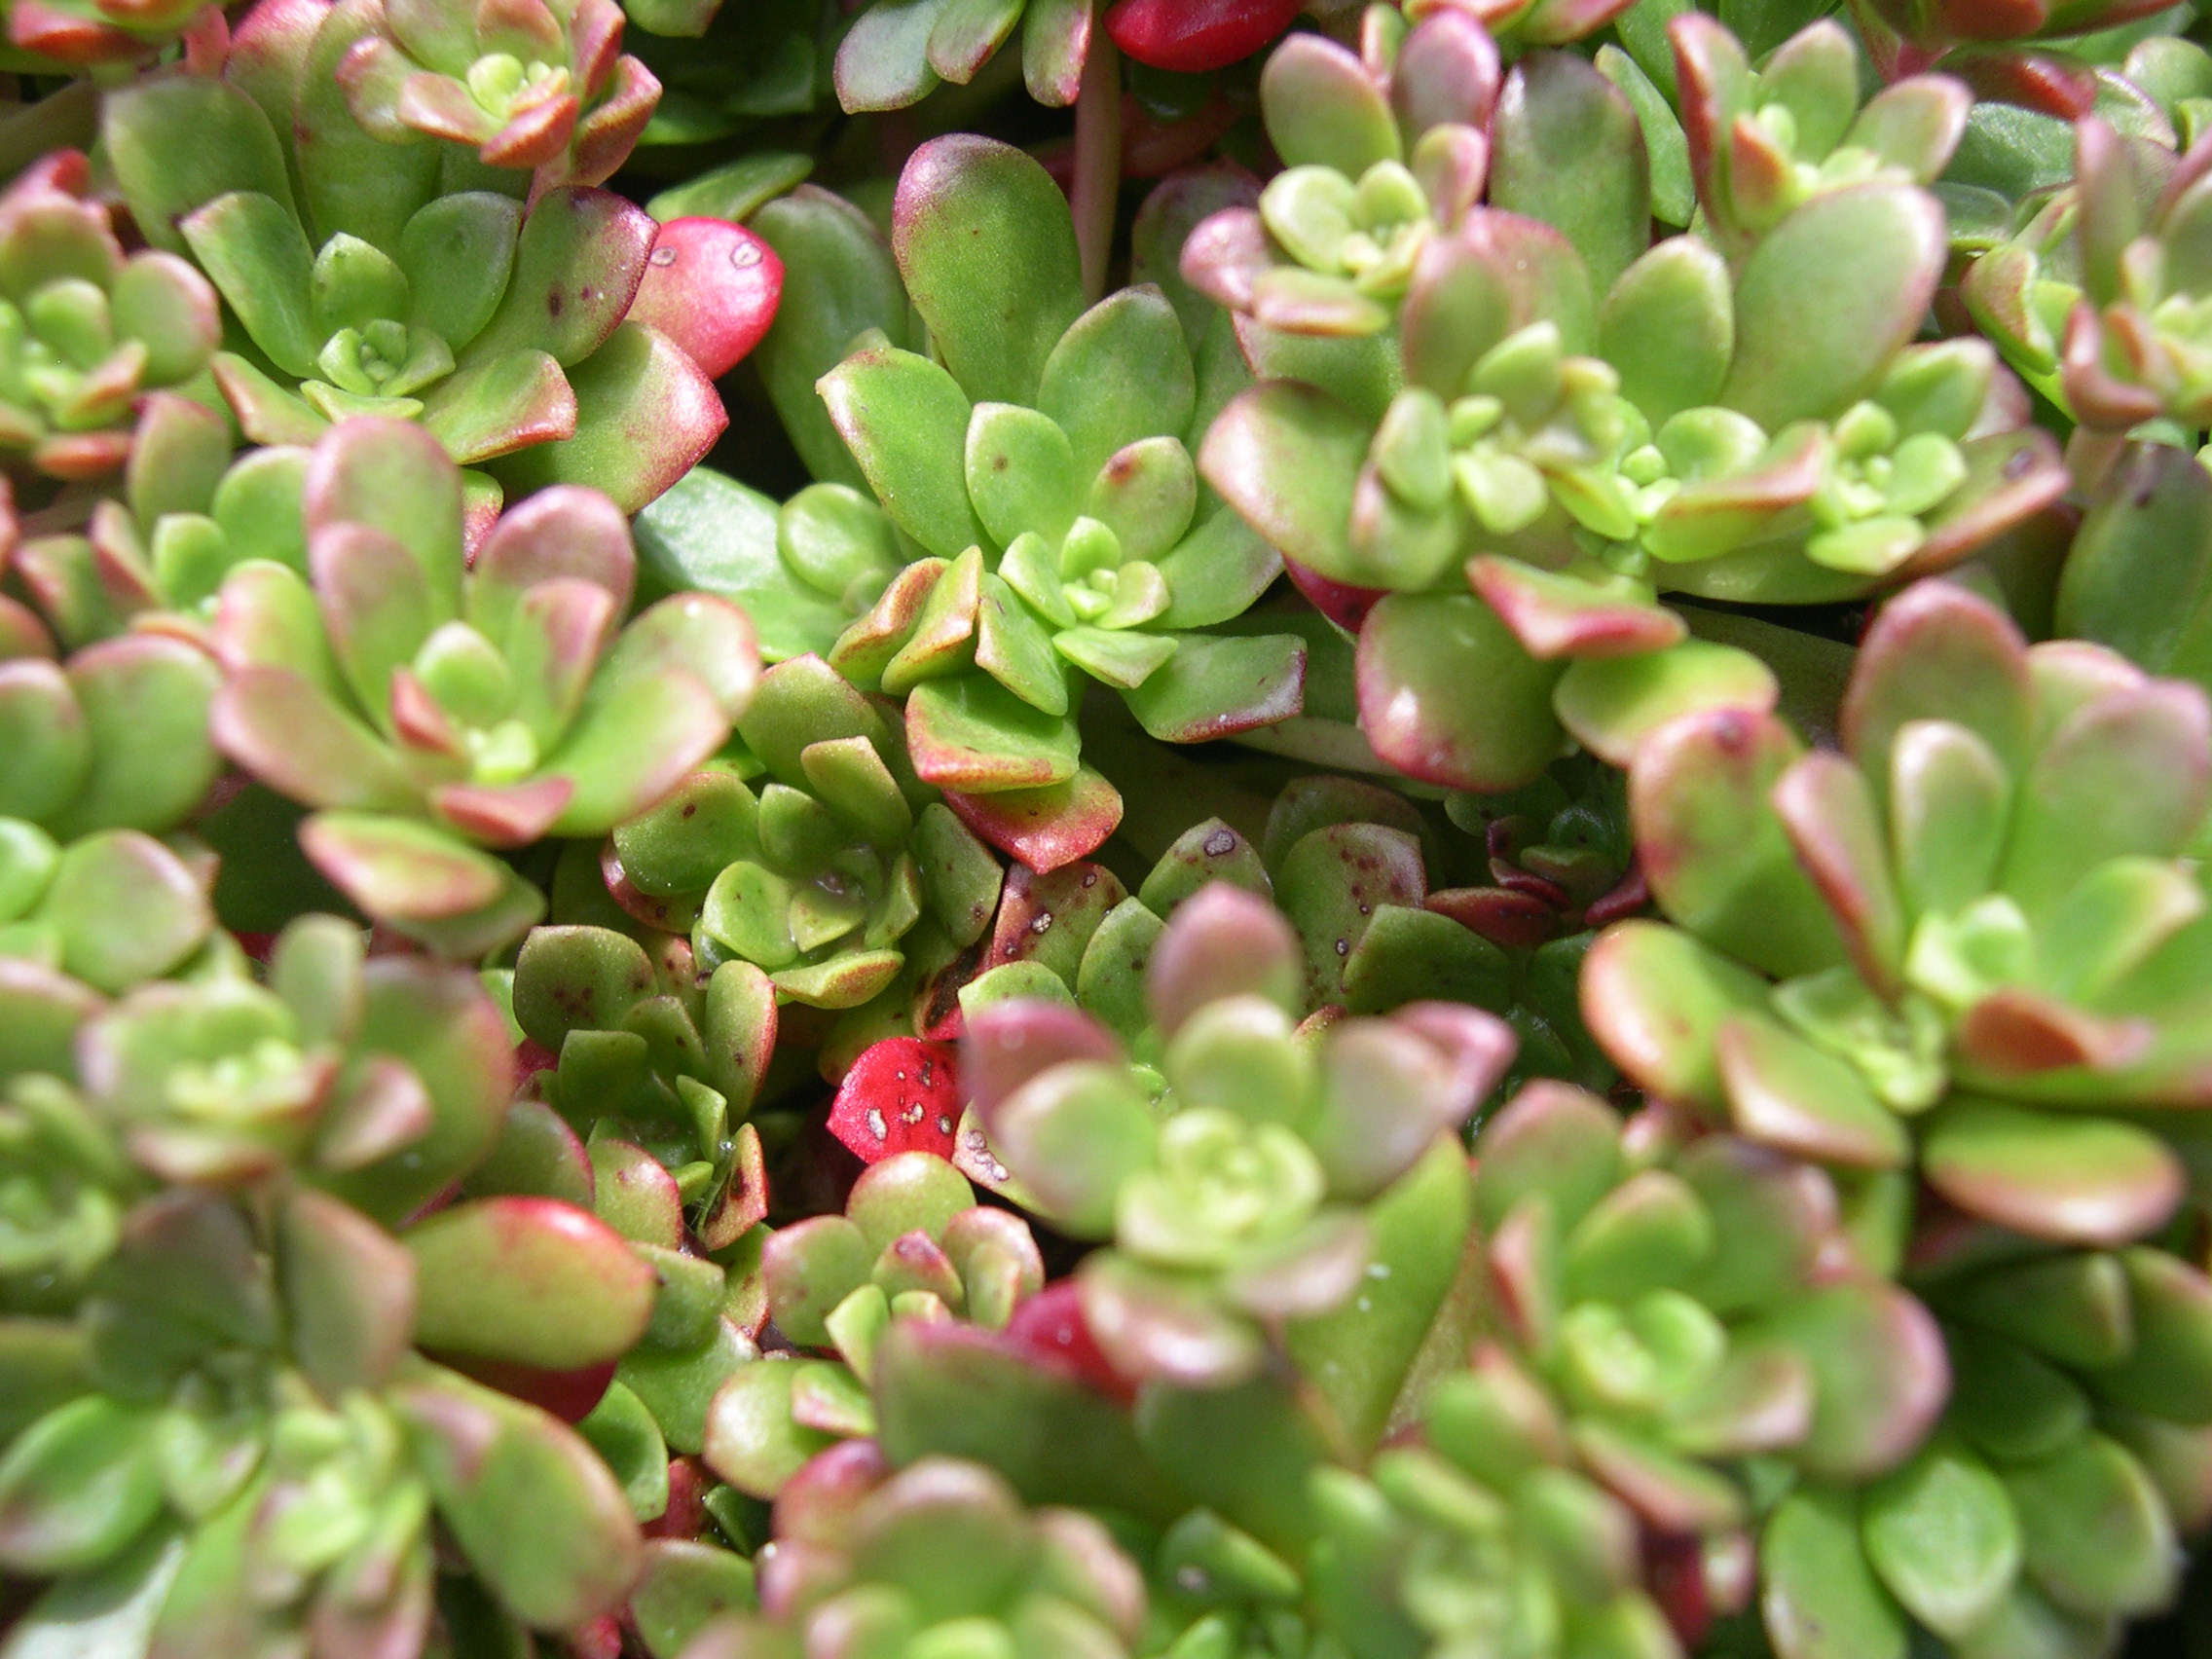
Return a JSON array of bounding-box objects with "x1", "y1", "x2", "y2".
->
[
  {"x1": 102, "y1": 77, "x2": 296, "y2": 256},
  {"x1": 486, "y1": 321, "x2": 723, "y2": 516},
  {"x1": 1554, "y1": 639, "x2": 1776, "y2": 769},
  {"x1": 1922, "y1": 1097, "x2": 2183, "y2": 1248},
  {"x1": 37, "y1": 830, "x2": 210, "y2": 995},
  {"x1": 1355, "y1": 592, "x2": 1563, "y2": 792},
  {"x1": 1261, "y1": 34, "x2": 1400, "y2": 174},
  {"x1": 2004, "y1": 1433, "x2": 2179, "y2": 1616},
  {"x1": 1760, "y1": 1487, "x2": 1908, "y2": 1659},
  {"x1": 465, "y1": 188, "x2": 652, "y2": 370},
  {"x1": 1862, "y1": 1438, "x2": 2022, "y2": 1640},
  {"x1": 397, "y1": 1367, "x2": 645, "y2": 1631},
  {"x1": 892, "y1": 135, "x2": 1083, "y2": 407},
  {"x1": 1630, "y1": 707, "x2": 1845, "y2": 979},
  {"x1": 1198, "y1": 383, "x2": 1369, "y2": 586},
  {"x1": 1580, "y1": 920, "x2": 1769, "y2": 1120},
  {"x1": 634, "y1": 467, "x2": 848, "y2": 662},
  {"x1": 1123, "y1": 631, "x2": 1304, "y2": 744},
  {"x1": 0, "y1": 1397, "x2": 164, "y2": 1576},
  {"x1": 1598, "y1": 237, "x2": 1732, "y2": 424},
  {"x1": 1490, "y1": 54, "x2": 1649, "y2": 299},
  {"x1": 1285, "y1": 1135, "x2": 1473, "y2": 1457},
  {"x1": 751, "y1": 187, "x2": 910, "y2": 488},
  {"x1": 404, "y1": 1197, "x2": 657, "y2": 1368},
  {"x1": 820, "y1": 347, "x2": 986, "y2": 559},
  {"x1": 178, "y1": 192, "x2": 320, "y2": 381},
  {"x1": 1719, "y1": 183, "x2": 1946, "y2": 427},
  {"x1": 965, "y1": 403, "x2": 1080, "y2": 549},
  {"x1": 1037, "y1": 285, "x2": 1198, "y2": 482},
  {"x1": 905, "y1": 675, "x2": 1081, "y2": 793},
  {"x1": 399, "y1": 191, "x2": 525, "y2": 350}
]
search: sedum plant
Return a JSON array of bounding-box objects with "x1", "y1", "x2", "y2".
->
[
  {"x1": 1968, "y1": 113, "x2": 2212, "y2": 439},
  {"x1": 204, "y1": 417, "x2": 759, "y2": 955},
  {"x1": 8, "y1": 394, "x2": 301, "y2": 651},
  {"x1": 333, "y1": 0, "x2": 662, "y2": 197},
  {"x1": 683, "y1": 1449, "x2": 1149, "y2": 1658},
  {"x1": 0, "y1": 600, "x2": 223, "y2": 997},
  {"x1": 0, "y1": 152, "x2": 220, "y2": 487},
  {"x1": 605, "y1": 652, "x2": 1005, "y2": 1022},
  {"x1": 1200, "y1": 14, "x2": 2065, "y2": 799},
  {"x1": 1582, "y1": 577, "x2": 2212, "y2": 1253},
  {"x1": 701, "y1": 1150, "x2": 1044, "y2": 1497},
  {"x1": 1759, "y1": 1238, "x2": 2212, "y2": 1659},
  {"x1": 785, "y1": 136, "x2": 1306, "y2": 867},
  {"x1": 962, "y1": 880, "x2": 1512, "y2": 1389},
  {"x1": 0, "y1": 913, "x2": 663, "y2": 1657},
  {"x1": 99, "y1": 3, "x2": 728, "y2": 515}
]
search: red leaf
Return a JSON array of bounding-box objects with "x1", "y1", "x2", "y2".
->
[
  {"x1": 1105, "y1": 0, "x2": 1302, "y2": 73},
  {"x1": 433, "y1": 1352, "x2": 616, "y2": 1423},
  {"x1": 1282, "y1": 553, "x2": 1383, "y2": 632},
  {"x1": 1001, "y1": 1280, "x2": 1135, "y2": 1405},
  {"x1": 626, "y1": 217, "x2": 784, "y2": 380},
  {"x1": 826, "y1": 1038, "x2": 963, "y2": 1163}
]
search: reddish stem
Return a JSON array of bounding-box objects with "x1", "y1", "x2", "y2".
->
[{"x1": 1071, "y1": 14, "x2": 1122, "y2": 303}]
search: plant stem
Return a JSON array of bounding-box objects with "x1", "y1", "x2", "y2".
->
[{"x1": 1071, "y1": 13, "x2": 1121, "y2": 305}]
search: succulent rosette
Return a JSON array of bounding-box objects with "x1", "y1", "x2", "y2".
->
[
  {"x1": 509, "y1": 921, "x2": 775, "y2": 1246},
  {"x1": 1969, "y1": 113, "x2": 2212, "y2": 439},
  {"x1": 1202, "y1": 21, "x2": 2065, "y2": 797},
  {"x1": 959, "y1": 882, "x2": 1512, "y2": 1389},
  {"x1": 333, "y1": 0, "x2": 661, "y2": 197},
  {"x1": 698, "y1": 1151, "x2": 1043, "y2": 1498},
  {"x1": 0, "y1": 910, "x2": 677, "y2": 1656},
  {"x1": 204, "y1": 418, "x2": 759, "y2": 955},
  {"x1": 682, "y1": 1449, "x2": 1147, "y2": 1659},
  {"x1": 1582, "y1": 577, "x2": 2212, "y2": 1257},
  {"x1": 9, "y1": 395, "x2": 303, "y2": 651},
  {"x1": 0, "y1": 582, "x2": 224, "y2": 998},
  {"x1": 598, "y1": 653, "x2": 1006, "y2": 1030},
  {"x1": 100, "y1": 10, "x2": 725, "y2": 513},
  {"x1": 0, "y1": 152, "x2": 220, "y2": 487},
  {"x1": 1179, "y1": 8, "x2": 1499, "y2": 338},
  {"x1": 666, "y1": 138, "x2": 1304, "y2": 869},
  {"x1": 1745, "y1": 1239, "x2": 2212, "y2": 1659}
]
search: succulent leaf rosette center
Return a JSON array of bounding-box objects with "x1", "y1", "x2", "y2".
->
[{"x1": 1115, "y1": 1108, "x2": 1326, "y2": 1272}]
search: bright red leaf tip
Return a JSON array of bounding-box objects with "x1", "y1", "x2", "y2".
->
[
  {"x1": 1105, "y1": 0, "x2": 1303, "y2": 73},
  {"x1": 827, "y1": 1037, "x2": 963, "y2": 1164},
  {"x1": 1001, "y1": 1280, "x2": 1135, "y2": 1405},
  {"x1": 627, "y1": 216, "x2": 784, "y2": 380}
]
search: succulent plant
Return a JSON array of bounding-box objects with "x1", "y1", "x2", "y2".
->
[
  {"x1": 1583, "y1": 577, "x2": 2212, "y2": 1254},
  {"x1": 959, "y1": 881, "x2": 1512, "y2": 1388},
  {"x1": 831, "y1": 0, "x2": 1300, "y2": 114},
  {"x1": 0, "y1": 596, "x2": 225, "y2": 997},
  {"x1": 1202, "y1": 22, "x2": 2067, "y2": 797},
  {"x1": 204, "y1": 417, "x2": 759, "y2": 955},
  {"x1": 0, "y1": 0, "x2": 216, "y2": 64},
  {"x1": 657, "y1": 139, "x2": 1304, "y2": 869},
  {"x1": 1750, "y1": 1239, "x2": 2212, "y2": 1659},
  {"x1": 0, "y1": 151, "x2": 221, "y2": 487},
  {"x1": 1179, "y1": 7, "x2": 1499, "y2": 338},
  {"x1": 0, "y1": 909, "x2": 673, "y2": 1655},
  {"x1": 699, "y1": 1151, "x2": 1043, "y2": 1497},
  {"x1": 100, "y1": 14, "x2": 729, "y2": 513},
  {"x1": 333, "y1": 0, "x2": 662, "y2": 197},
  {"x1": 598, "y1": 653, "x2": 1006, "y2": 1030},
  {"x1": 8, "y1": 395, "x2": 299, "y2": 651},
  {"x1": 682, "y1": 1449, "x2": 1148, "y2": 1658},
  {"x1": 1969, "y1": 114, "x2": 2212, "y2": 436}
]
